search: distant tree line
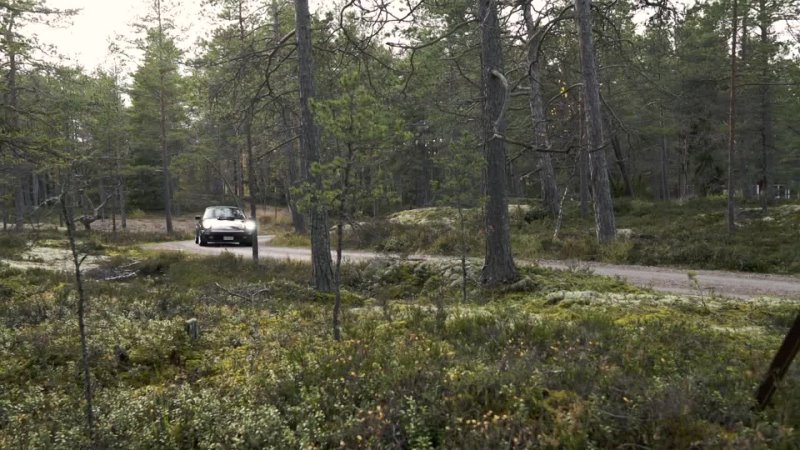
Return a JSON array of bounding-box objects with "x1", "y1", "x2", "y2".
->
[{"x1": 3, "y1": 0, "x2": 800, "y2": 242}]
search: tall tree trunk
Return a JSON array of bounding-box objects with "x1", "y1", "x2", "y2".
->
[
  {"x1": 236, "y1": 139, "x2": 245, "y2": 198},
  {"x1": 579, "y1": 94, "x2": 590, "y2": 217},
  {"x1": 284, "y1": 111, "x2": 307, "y2": 233},
  {"x1": 6, "y1": 15, "x2": 25, "y2": 232},
  {"x1": 111, "y1": 182, "x2": 117, "y2": 233},
  {"x1": 245, "y1": 118, "x2": 259, "y2": 261},
  {"x1": 294, "y1": 0, "x2": 334, "y2": 292},
  {"x1": 414, "y1": 133, "x2": 433, "y2": 206},
  {"x1": 159, "y1": 85, "x2": 173, "y2": 234},
  {"x1": 156, "y1": 0, "x2": 174, "y2": 234},
  {"x1": 758, "y1": 0, "x2": 773, "y2": 213},
  {"x1": 479, "y1": 0, "x2": 518, "y2": 286},
  {"x1": 14, "y1": 175, "x2": 25, "y2": 231},
  {"x1": 119, "y1": 176, "x2": 128, "y2": 231},
  {"x1": 333, "y1": 142, "x2": 354, "y2": 342},
  {"x1": 32, "y1": 172, "x2": 40, "y2": 213},
  {"x1": 679, "y1": 136, "x2": 689, "y2": 199},
  {"x1": 523, "y1": 3, "x2": 560, "y2": 218},
  {"x1": 98, "y1": 179, "x2": 106, "y2": 221},
  {"x1": 660, "y1": 136, "x2": 670, "y2": 200},
  {"x1": 738, "y1": 9, "x2": 753, "y2": 201},
  {"x1": 659, "y1": 110, "x2": 670, "y2": 201},
  {"x1": 727, "y1": 0, "x2": 738, "y2": 233},
  {"x1": 273, "y1": 0, "x2": 306, "y2": 234},
  {"x1": 609, "y1": 132, "x2": 634, "y2": 197},
  {"x1": 575, "y1": 0, "x2": 616, "y2": 242}
]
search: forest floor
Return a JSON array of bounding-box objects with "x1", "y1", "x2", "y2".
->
[
  {"x1": 4, "y1": 200, "x2": 800, "y2": 299},
  {"x1": 2, "y1": 202, "x2": 800, "y2": 447},
  {"x1": 2, "y1": 244, "x2": 799, "y2": 448}
]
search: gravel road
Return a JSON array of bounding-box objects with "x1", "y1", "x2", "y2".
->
[{"x1": 144, "y1": 237, "x2": 800, "y2": 300}]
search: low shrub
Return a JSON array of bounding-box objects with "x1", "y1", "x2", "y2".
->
[
  {"x1": 2, "y1": 237, "x2": 799, "y2": 448},
  {"x1": 336, "y1": 199, "x2": 800, "y2": 274},
  {"x1": 0, "y1": 232, "x2": 31, "y2": 259},
  {"x1": 268, "y1": 232, "x2": 311, "y2": 248}
]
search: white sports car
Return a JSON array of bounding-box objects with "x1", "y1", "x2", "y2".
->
[{"x1": 195, "y1": 206, "x2": 256, "y2": 246}]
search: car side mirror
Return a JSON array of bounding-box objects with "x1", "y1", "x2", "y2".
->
[{"x1": 194, "y1": 216, "x2": 201, "y2": 221}]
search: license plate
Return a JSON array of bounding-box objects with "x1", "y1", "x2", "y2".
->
[{"x1": 223, "y1": 236, "x2": 234, "y2": 241}]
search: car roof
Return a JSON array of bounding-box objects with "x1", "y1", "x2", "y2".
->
[{"x1": 205, "y1": 205, "x2": 242, "y2": 210}]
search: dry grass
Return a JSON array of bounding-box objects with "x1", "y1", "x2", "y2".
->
[{"x1": 89, "y1": 205, "x2": 296, "y2": 235}]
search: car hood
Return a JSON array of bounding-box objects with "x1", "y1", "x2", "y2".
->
[{"x1": 202, "y1": 218, "x2": 246, "y2": 231}]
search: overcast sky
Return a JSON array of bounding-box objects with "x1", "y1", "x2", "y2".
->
[
  {"x1": 27, "y1": 0, "x2": 214, "y2": 72},
  {"x1": 27, "y1": 0, "x2": 337, "y2": 72}
]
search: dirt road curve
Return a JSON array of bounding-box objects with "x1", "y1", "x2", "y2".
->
[{"x1": 145, "y1": 237, "x2": 800, "y2": 300}]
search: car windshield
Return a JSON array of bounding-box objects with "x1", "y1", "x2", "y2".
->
[{"x1": 203, "y1": 207, "x2": 245, "y2": 220}]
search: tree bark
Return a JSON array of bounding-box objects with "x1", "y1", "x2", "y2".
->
[
  {"x1": 333, "y1": 142, "x2": 355, "y2": 342},
  {"x1": 14, "y1": 175, "x2": 25, "y2": 231},
  {"x1": 659, "y1": 111, "x2": 670, "y2": 201},
  {"x1": 245, "y1": 118, "x2": 259, "y2": 261},
  {"x1": 6, "y1": 14, "x2": 25, "y2": 232},
  {"x1": 294, "y1": 0, "x2": 334, "y2": 292},
  {"x1": 679, "y1": 136, "x2": 689, "y2": 199},
  {"x1": 727, "y1": 0, "x2": 738, "y2": 233},
  {"x1": 579, "y1": 94, "x2": 590, "y2": 217},
  {"x1": 155, "y1": 0, "x2": 174, "y2": 234},
  {"x1": 575, "y1": 0, "x2": 616, "y2": 242},
  {"x1": 119, "y1": 172, "x2": 128, "y2": 230},
  {"x1": 284, "y1": 111, "x2": 307, "y2": 233},
  {"x1": 479, "y1": 0, "x2": 518, "y2": 286},
  {"x1": 609, "y1": 132, "x2": 634, "y2": 197},
  {"x1": 272, "y1": 0, "x2": 306, "y2": 234},
  {"x1": 758, "y1": 0, "x2": 773, "y2": 213},
  {"x1": 32, "y1": 172, "x2": 40, "y2": 212},
  {"x1": 523, "y1": 3, "x2": 560, "y2": 218}
]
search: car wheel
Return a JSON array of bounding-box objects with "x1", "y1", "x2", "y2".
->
[
  {"x1": 199, "y1": 234, "x2": 208, "y2": 247},
  {"x1": 195, "y1": 231, "x2": 199, "y2": 244}
]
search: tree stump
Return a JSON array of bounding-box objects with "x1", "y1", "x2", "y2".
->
[{"x1": 185, "y1": 318, "x2": 200, "y2": 341}]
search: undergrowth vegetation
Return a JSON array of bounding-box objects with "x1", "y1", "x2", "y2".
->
[
  {"x1": 337, "y1": 198, "x2": 800, "y2": 274},
  {"x1": 0, "y1": 229, "x2": 193, "y2": 256},
  {"x1": 1, "y1": 250, "x2": 798, "y2": 448}
]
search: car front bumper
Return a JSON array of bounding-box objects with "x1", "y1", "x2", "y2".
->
[{"x1": 201, "y1": 230, "x2": 253, "y2": 244}]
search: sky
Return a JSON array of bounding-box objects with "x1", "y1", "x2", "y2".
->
[
  {"x1": 28, "y1": 0, "x2": 335, "y2": 73},
  {"x1": 26, "y1": 0, "x2": 213, "y2": 72}
]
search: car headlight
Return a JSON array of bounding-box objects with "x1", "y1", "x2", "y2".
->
[{"x1": 245, "y1": 221, "x2": 256, "y2": 231}]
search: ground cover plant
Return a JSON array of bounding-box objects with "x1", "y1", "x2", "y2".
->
[
  {"x1": 332, "y1": 198, "x2": 800, "y2": 274},
  {"x1": 1, "y1": 247, "x2": 799, "y2": 449}
]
